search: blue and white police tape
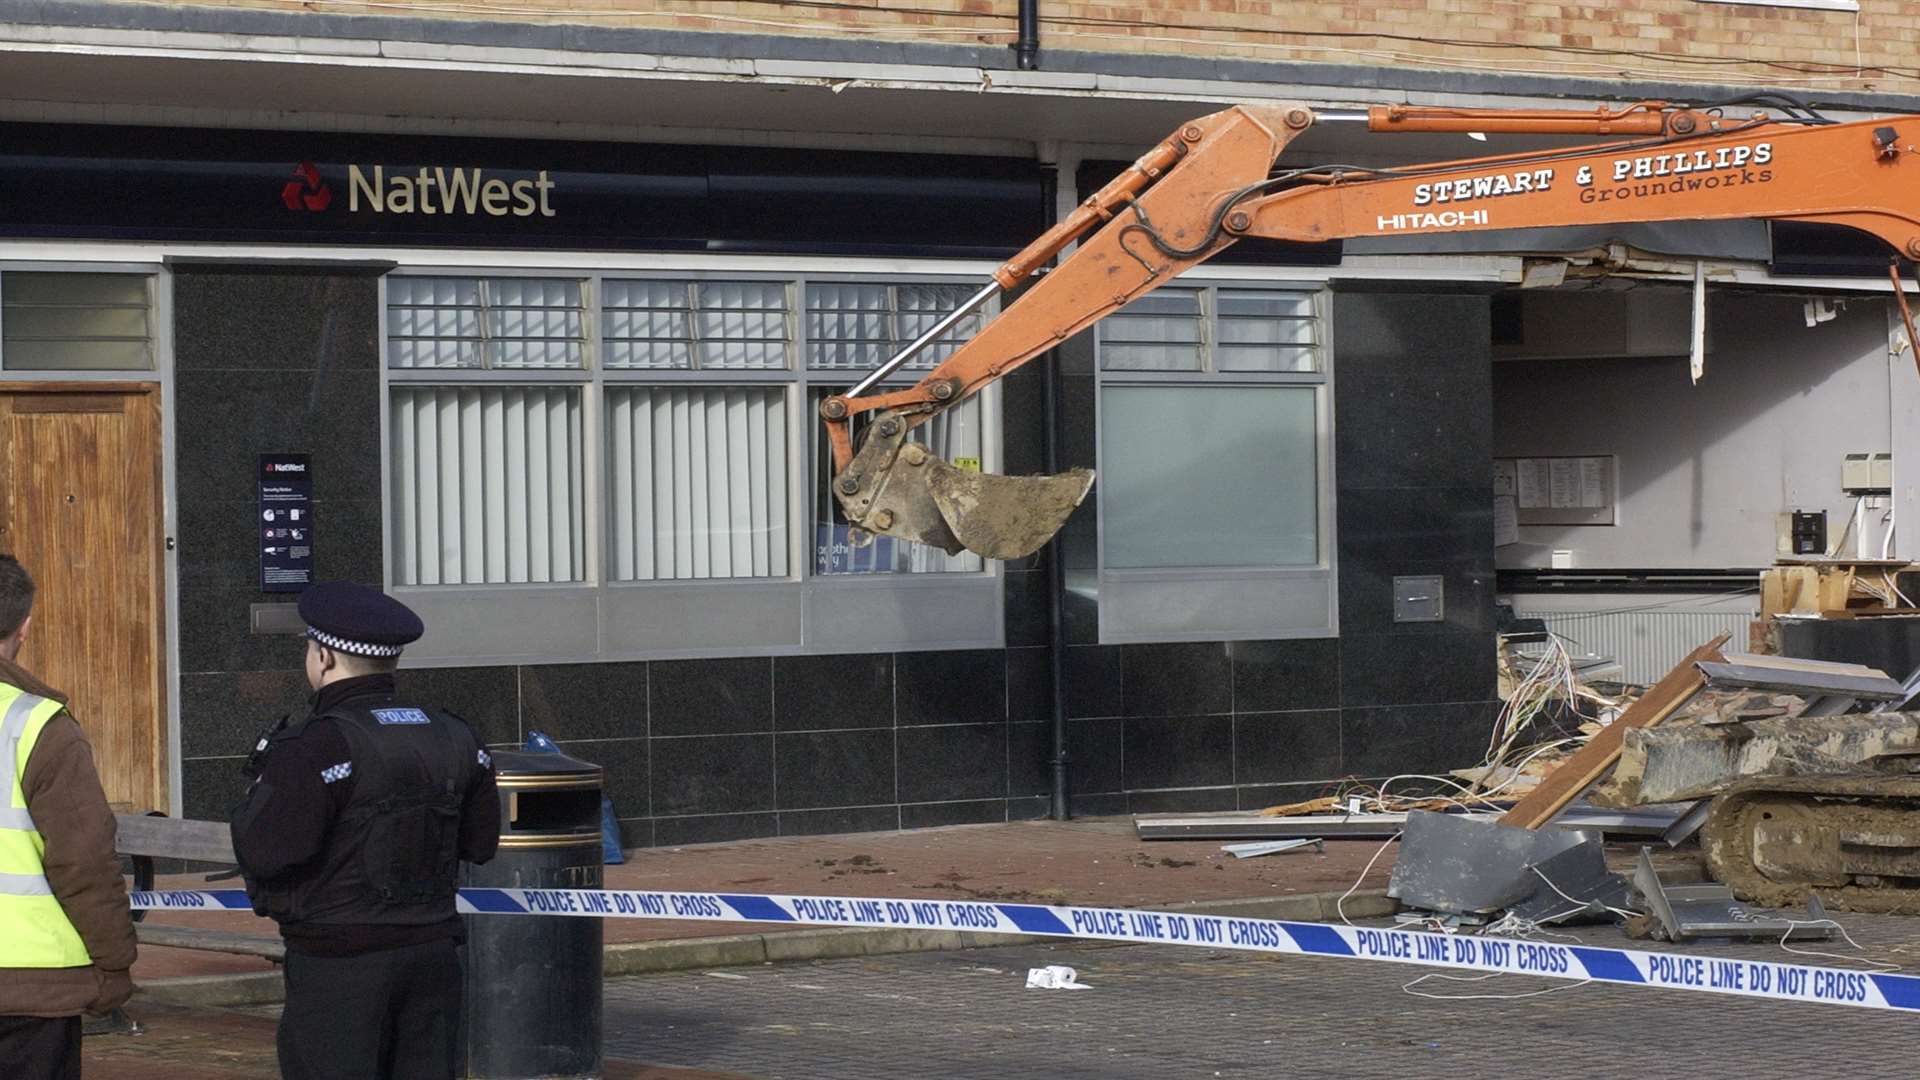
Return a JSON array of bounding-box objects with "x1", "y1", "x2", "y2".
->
[{"x1": 130, "y1": 887, "x2": 1920, "y2": 1014}]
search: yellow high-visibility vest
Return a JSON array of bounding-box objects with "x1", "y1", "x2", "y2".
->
[{"x1": 0, "y1": 682, "x2": 91, "y2": 968}]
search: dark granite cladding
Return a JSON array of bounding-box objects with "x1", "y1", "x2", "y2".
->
[
  {"x1": 393, "y1": 666, "x2": 520, "y2": 747},
  {"x1": 1063, "y1": 645, "x2": 1122, "y2": 719},
  {"x1": 896, "y1": 649, "x2": 1006, "y2": 726},
  {"x1": 900, "y1": 800, "x2": 1007, "y2": 829},
  {"x1": 1229, "y1": 639, "x2": 1339, "y2": 713},
  {"x1": 181, "y1": 758, "x2": 250, "y2": 822},
  {"x1": 1341, "y1": 702, "x2": 1498, "y2": 779},
  {"x1": 779, "y1": 805, "x2": 899, "y2": 837},
  {"x1": 1122, "y1": 715, "x2": 1234, "y2": 791},
  {"x1": 1121, "y1": 643, "x2": 1231, "y2": 717},
  {"x1": 896, "y1": 724, "x2": 1007, "y2": 803},
  {"x1": 1234, "y1": 710, "x2": 1343, "y2": 785},
  {"x1": 558, "y1": 738, "x2": 649, "y2": 820},
  {"x1": 522, "y1": 662, "x2": 647, "y2": 742},
  {"x1": 651, "y1": 734, "x2": 774, "y2": 817},
  {"x1": 172, "y1": 268, "x2": 397, "y2": 825},
  {"x1": 650, "y1": 657, "x2": 773, "y2": 737},
  {"x1": 1005, "y1": 647, "x2": 1053, "y2": 726},
  {"x1": 653, "y1": 813, "x2": 779, "y2": 847},
  {"x1": 179, "y1": 669, "x2": 310, "y2": 761},
  {"x1": 773, "y1": 653, "x2": 891, "y2": 732},
  {"x1": 775, "y1": 729, "x2": 896, "y2": 809},
  {"x1": 1337, "y1": 632, "x2": 1496, "y2": 709}
]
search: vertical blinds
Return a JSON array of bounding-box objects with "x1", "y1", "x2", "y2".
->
[
  {"x1": 607, "y1": 386, "x2": 790, "y2": 581},
  {"x1": 388, "y1": 275, "x2": 994, "y2": 586},
  {"x1": 390, "y1": 386, "x2": 586, "y2": 585}
]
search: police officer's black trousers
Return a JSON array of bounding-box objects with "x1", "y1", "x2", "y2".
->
[{"x1": 277, "y1": 939, "x2": 462, "y2": 1080}]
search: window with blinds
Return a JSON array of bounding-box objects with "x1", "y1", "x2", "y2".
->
[
  {"x1": 0, "y1": 272, "x2": 154, "y2": 371},
  {"x1": 386, "y1": 273, "x2": 994, "y2": 591},
  {"x1": 607, "y1": 386, "x2": 790, "y2": 581},
  {"x1": 389, "y1": 386, "x2": 587, "y2": 586}
]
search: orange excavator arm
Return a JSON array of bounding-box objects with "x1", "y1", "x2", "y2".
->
[{"x1": 824, "y1": 99, "x2": 1920, "y2": 560}]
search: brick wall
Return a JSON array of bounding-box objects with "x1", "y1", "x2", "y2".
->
[{"x1": 109, "y1": 1, "x2": 1920, "y2": 95}]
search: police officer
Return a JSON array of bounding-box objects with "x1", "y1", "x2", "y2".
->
[{"x1": 231, "y1": 582, "x2": 499, "y2": 1080}]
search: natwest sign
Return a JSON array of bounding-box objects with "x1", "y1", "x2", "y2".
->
[
  {"x1": 344, "y1": 165, "x2": 557, "y2": 218},
  {"x1": 0, "y1": 121, "x2": 1046, "y2": 255}
]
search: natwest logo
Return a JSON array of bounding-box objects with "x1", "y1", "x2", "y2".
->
[
  {"x1": 350, "y1": 165, "x2": 556, "y2": 218},
  {"x1": 264, "y1": 462, "x2": 308, "y2": 473},
  {"x1": 280, "y1": 162, "x2": 557, "y2": 218},
  {"x1": 282, "y1": 162, "x2": 332, "y2": 212}
]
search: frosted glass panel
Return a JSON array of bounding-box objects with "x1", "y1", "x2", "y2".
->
[
  {"x1": 1097, "y1": 290, "x2": 1202, "y2": 371},
  {"x1": 1101, "y1": 386, "x2": 1317, "y2": 568},
  {"x1": 2, "y1": 272, "x2": 154, "y2": 371}
]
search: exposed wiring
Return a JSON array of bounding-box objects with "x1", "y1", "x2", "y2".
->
[
  {"x1": 1402, "y1": 970, "x2": 1596, "y2": 1001},
  {"x1": 1337, "y1": 831, "x2": 1401, "y2": 927},
  {"x1": 1769, "y1": 917, "x2": 1903, "y2": 972},
  {"x1": 1527, "y1": 864, "x2": 1641, "y2": 922}
]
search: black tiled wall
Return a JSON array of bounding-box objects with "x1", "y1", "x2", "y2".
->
[
  {"x1": 170, "y1": 274, "x2": 1499, "y2": 844},
  {"x1": 173, "y1": 267, "x2": 385, "y2": 819}
]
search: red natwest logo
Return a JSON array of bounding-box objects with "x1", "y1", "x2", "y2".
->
[{"x1": 282, "y1": 163, "x2": 332, "y2": 212}]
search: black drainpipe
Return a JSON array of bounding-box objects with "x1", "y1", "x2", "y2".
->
[
  {"x1": 1014, "y1": 0, "x2": 1041, "y2": 70},
  {"x1": 1043, "y1": 347, "x2": 1071, "y2": 820}
]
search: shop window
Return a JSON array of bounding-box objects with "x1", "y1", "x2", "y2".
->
[
  {"x1": 805, "y1": 281, "x2": 989, "y2": 575},
  {"x1": 388, "y1": 385, "x2": 586, "y2": 586},
  {"x1": 1095, "y1": 284, "x2": 1334, "y2": 641},
  {"x1": 0, "y1": 272, "x2": 154, "y2": 371},
  {"x1": 387, "y1": 272, "x2": 996, "y2": 584},
  {"x1": 606, "y1": 385, "x2": 790, "y2": 581},
  {"x1": 388, "y1": 277, "x2": 585, "y2": 369},
  {"x1": 810, "y1": 393, "x2": 985, "y2": 575}
]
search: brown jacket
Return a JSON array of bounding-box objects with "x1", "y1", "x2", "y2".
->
[{"x1": 0, "y1": 654, "x2": 137, "y2": 1018}]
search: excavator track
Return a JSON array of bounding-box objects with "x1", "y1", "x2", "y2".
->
[{"x1": 1701, "y1": 775, "x2": 1920, "y2": 915}]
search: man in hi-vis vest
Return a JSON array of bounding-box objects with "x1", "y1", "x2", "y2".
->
[{"x1": 0, "y1": 555, "x2": 137, "y2": 1079}]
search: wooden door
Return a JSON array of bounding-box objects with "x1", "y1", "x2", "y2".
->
[{"x1": 0, "y1": 384, "x2": 166, "y2": 811}]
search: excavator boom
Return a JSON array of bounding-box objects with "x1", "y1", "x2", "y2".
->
[{"x1": 824, "y1": 99, "x2": 1920, "y2": 559}]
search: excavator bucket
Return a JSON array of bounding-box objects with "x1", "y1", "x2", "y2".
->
[
  {"x1": 927, "y1": 459, "x2": 1095, "y2": 561},
  {"x1": 853, "y1": 446, "x2": 1093, "y2": 561}
]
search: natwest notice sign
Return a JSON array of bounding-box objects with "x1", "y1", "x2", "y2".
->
[{"x1": 258, "y1": 453, "x2": 313, "y2": 594}]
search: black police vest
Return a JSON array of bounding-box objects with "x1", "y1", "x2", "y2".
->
[{"x1": 266, "y1": 704, "x2": 478, "y2": 927}]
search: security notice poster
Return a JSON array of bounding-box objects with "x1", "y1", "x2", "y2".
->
[{"x1": 258, "y1": 453, "x2": 313, "y2": 593}]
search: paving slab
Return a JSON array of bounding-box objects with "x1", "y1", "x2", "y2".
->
[{"x1": 131, "y1": 818, "x2": 1406, "y2": 984}]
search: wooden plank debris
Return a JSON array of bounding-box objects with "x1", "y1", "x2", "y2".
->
[{"x1": 1499, "y1": 634, "x2": 1729, "y2": 830}]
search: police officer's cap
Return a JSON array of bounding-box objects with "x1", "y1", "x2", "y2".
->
[{"x1": 298, "y1": 582, "x2": 424, "y2": 658}]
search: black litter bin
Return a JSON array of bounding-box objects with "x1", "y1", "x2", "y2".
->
[{"x1": 463, "y1": 748, "x2": 606, "y2": 1079}]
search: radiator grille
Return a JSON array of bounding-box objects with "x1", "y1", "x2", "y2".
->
[{"x1": 1514, "y1": 608, "x2": 1753, "y2": 685}]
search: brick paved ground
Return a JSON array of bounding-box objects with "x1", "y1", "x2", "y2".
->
[
  {"x1": 133, "y1": 819, "x2": 1408, "y2": 981},
  {"x1": 96, "y1": 911, "x2": 1920, "y2": 1078}
]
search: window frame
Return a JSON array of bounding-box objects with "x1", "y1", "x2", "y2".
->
[
  {"x1": 379, "y1": 265, "x2": 1006, "y2": 665},
  {"x1": 1093, "y1": 279, "x2": 1338, "y2": 643}
]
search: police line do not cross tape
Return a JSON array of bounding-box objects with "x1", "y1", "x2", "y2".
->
[{"x1": 129, "y1": 887, "x2": 1920, "y2": 1015}]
